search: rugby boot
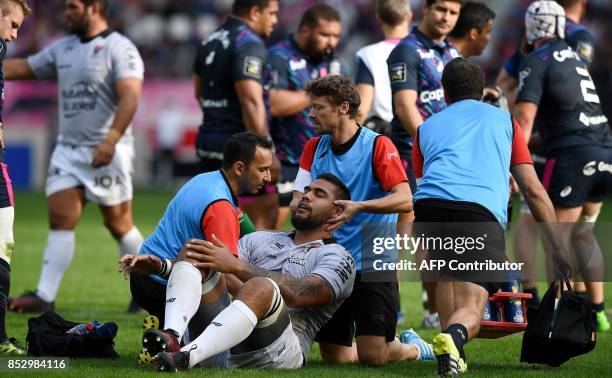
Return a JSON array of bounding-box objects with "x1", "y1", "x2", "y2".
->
[{"x1": 8, "y1": 291, "x2": 54, "y2": 313}]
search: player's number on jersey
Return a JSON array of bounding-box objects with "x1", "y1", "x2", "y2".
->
[{"x1": 576, "y1": 67, "x2": 600, "y2": 104}]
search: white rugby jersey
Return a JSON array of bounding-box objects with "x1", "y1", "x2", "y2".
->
[
  {"x1": 28, "y1": 30, "x2": 144, "y2": 146},
  {"x1": 238, "y1": 231, "x2": 355, "y2": 356},
  {"x1": 355, "y1": 39, "x2": 400, "y2": 122}
]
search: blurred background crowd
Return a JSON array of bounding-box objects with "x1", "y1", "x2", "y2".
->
[{"x1": 4, "y1": 0, "x2": 612, "y2": 188}]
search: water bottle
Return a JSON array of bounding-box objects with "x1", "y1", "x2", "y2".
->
[
  {"x1": 502, "y1": 280, "x2": 525, "y2": 323},
  {"x1": 66, "y1": 322, "x2": 96, "y2": 335},
  {"x1": 482, "y1": 300, "x2": 492, "y2": 321}
]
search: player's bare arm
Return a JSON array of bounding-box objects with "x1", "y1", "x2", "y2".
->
[
  {"x1": 325, "y1": 181, "x2": 412, "y2": 232},
  {"x1": 235, "y1": 79, "x2": 268, "y2": 136},
  {"x1": 92, "y1": 77, "x2": 143, "y2": 168},
  {"x1": 184, "y1": 236, "x2": 333, "y2": 309},
  {"x1": 495, "y1": 69, "x2": 517, "y2": 111},
  {"x1": 355, "y1": 83, "x2": 374, "y2": 124},
  {"x1": 118, "y1": 254, "x2": 164, "y2": 279},
  {"x1": 513, "y1": 101, "x2": 538, "y2": 144},
  {"x1": 510, "y1": 163, "x2": 571, "y2": 275},
  {"x1": 2, "y1": 58, "x2": 36, "y2": 80},
  {"x1": 393, "y1": 89, "x2": 423, "y2": 136},
  {"x1": 193, "y1": 73, "x2": 202, "y2": 99},
  {"x1": 268, "y1": 88, "x2": 309, "y2": 117}
]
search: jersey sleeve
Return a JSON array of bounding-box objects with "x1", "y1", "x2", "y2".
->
[
  {"x1": 237, "y1": 232, "x2": 256, "y2": 263},
  {"x1": 110, "y1": 37, "x2": 144, "y2": 82},
  {"x1": 510, "y1": 118, "x2": 533, "y2": 166},
  {"x1": 201, "y1": 200, "x2": 240, "y2": 256},
  {"x1": 412, "y1": 129, "x2": 424, "y2": 180},
  {"x1": 503, "y1": 50, "x2": 523, "y2": 79},
  {"x1": 354, "y1": 56, "x2": 374, "y2": 85},
  {"x1": 373, "y1": 136, "x2": 408, "y2": 191},
  {"x1": 233, "y1": 41, "x2": 266, "y2": 82},
  {"x1": 265, "y1": 52, "x2": 289, "y2": 90},
  {"x1": 310, "y1": 246, "x2": 356, "y2": 301},
  {"x1": 294, "y1": 137, "x2": 320, "y2": 192},
  {"x1": 516, "y1": 54, "x2": 546, "y2": 105},
  {"x1": 387, "y1": 43, "x2": 420, "y2": 93},
  {"x1": 27, "y1": 40, "x2": 62, "y2": 80}
]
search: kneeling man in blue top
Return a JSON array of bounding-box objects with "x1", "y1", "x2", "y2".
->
[
  {"x1": 293, "y1": 76, "x2": 430, "y2": 366},
  {"x1": 119, "y1": 132, "x2": 273, "y2": 363},
  {"x1": 411, "y1": 57, "x2": 563, "y2": 375}
]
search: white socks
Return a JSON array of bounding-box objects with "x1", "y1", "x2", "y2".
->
[
  {"x1": 34, "y1": 226, "x2": 141, "y2": 303},
  {"x1": 182, "y1": 300, "x2": 257, "y2": 368},
  {"x1": 0, "y1": 207, "x2": 14, "y2": 264},
  {"x1": 119, "y1": 226, "x2": 143, "y2": 257},
  {"x1": 36, "y1": 230, "x2": 75, "y2": 302},
  {"x1": 164, "y1": 262, "x2": 202, "y2": 340}
]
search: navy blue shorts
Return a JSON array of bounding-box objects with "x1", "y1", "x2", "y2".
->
[{"x1": 542, "y1": 146, "x2": 612, "y2": 207}]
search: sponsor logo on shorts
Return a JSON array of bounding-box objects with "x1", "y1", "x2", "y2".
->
[
  {"x1": 243, "y1": 56, "x2": 263, "y2": 79},
  {"x1": 387, "y1": 152, "x2": 399, "y2": 160},
  {"x1": 389, "y1": 63, "x2": 406, "y2": 83},
  {"x1": 583, "y1": 161, "x2": 612, "y2": 176},
  {"x1": 583, "y1": 161, "x2": 597, "y2": 176},
  {"x1": 560, "y1": 186, "x2": 573, "y2": 198}
]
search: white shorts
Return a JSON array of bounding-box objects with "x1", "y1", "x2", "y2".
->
[
  {"x1": 225, "y1": 322, "x2": 304, "y2": 369},
  {"x1": 46, "y1": 143, "x2": 134, "y2": 206}
]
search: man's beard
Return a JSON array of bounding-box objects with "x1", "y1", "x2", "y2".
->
[
  {"x1": 69, "y1": 17, "x2": 89, "y2": 36},
  {"x1": 291, "y1": 213, "x2": 324, "y2": 231},
  {"x1": 305, "y1": 38, "x2": 329, "y2": 62}
]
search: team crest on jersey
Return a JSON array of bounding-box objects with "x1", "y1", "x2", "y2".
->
[
  {"x1": 389, "y1": 63, "x2": 406, "y2": 82},
  {"x1": 577, "y1": 41, "x2": 594, "y2": 62},
  {"x1": 93, "y1": 45, "x2": 105, "y2": 55},
  {"x1": 243, "y1": 56, "x2": 263, "y2": 79}
]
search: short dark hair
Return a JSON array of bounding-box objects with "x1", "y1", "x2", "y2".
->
[
  {"x1": 449, "y1": 2, "x2": 495, "y2": 38},
  {"x1": 555, "y1": 0, "x2": 579, "y2": 7},
  {"x1": 426, "y1": 0, "x2": 463, "y2": 7},
  {"x1": 232, "y1": 0, "x2": 272, "y2": 17},
  {"x1": 376, "y1": 0, "x2": 410, "y2": 27},
  {"x1": 441, "y1": 57, "x2": 484, "y2": 103},
  {"x1": 299, "y1": 3, "x2": 341, "y2": 29},
  {"x1": 80, "y1": 0, "x2": 109, "y2": 18},
  {"x1": 304, "y1": 76, "x2": 361, "y2": 119},
  {"x1": 317, "y1": 173, "x2": 351, "y2": 201},
  {"x1": 222, "y1": 132, "x2": 274, "y2": 170}
]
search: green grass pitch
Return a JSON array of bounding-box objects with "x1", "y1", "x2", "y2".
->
[{"x1": 6, "y1": 190, "x2": 612, "y2": 377}]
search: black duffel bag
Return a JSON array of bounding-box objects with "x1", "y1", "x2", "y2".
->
[
  {"x1": 26, "y1": 311, "x2": 119, "y2": 358},
  {"x1": 521, "y1": 277, "x2": 596, "y2": 367}
]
